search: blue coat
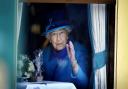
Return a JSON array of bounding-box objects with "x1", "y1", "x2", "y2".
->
[{"x1": 41, "y1": 42, "x2": 90, "y2": 89}]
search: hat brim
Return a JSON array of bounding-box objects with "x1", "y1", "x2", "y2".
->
[{"x1": 42, "y1": 25, "x2": 72, "y2": 36}]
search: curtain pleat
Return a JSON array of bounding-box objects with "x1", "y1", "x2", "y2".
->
[{"x1": 17, "y1": 2, "x2": 23, "y2": 43}]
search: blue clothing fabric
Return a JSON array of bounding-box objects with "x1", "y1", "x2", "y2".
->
[
  {"x1": 52, "y1": 47, "x2": 68, "y2": 59},
  {"x1": 41, "y1": 42, "x2": 90, "y2": 89}
]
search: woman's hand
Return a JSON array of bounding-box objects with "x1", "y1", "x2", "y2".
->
[
  {"x1": 66, "y1": 41, "x2": 78, "y2": 74},
  {"x1": 66, "y1": 41, "x2": 76, "y2": 62}
]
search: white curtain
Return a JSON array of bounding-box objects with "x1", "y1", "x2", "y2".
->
[
  {"x1": 17, "y1": 2, "x2": 23, "y2": 44},
  {"x1": 88, "y1": 4, "x2": 107, "y2": 89}
]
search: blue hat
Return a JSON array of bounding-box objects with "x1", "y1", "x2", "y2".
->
[{"x1": 43, "y1": 11, "x2": 72, "y2": 36}]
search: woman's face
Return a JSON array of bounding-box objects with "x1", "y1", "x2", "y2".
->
[{"x1": 49, "y1": 29, "x2": 68, "y2": 51}]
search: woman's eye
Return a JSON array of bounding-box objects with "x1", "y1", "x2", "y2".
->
[
  {"x1": 60, "y1": 31, "x2": 64, "y2": 35},
  {"x1": 51, "y1": 33, "x2": 56, "y2": 36}
]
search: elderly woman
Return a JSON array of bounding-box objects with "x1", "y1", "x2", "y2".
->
[{"x1": 41, "y1": 14, "x2": 90, "y2": 89}]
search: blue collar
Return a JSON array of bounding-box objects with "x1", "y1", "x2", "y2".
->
[{"x1": 51, "y1": 47, "x2": 67, "y2": 59}]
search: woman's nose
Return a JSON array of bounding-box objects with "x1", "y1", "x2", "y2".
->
[{"x1": 57, "y1": 34, "x2": 61, "y2": 41}]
